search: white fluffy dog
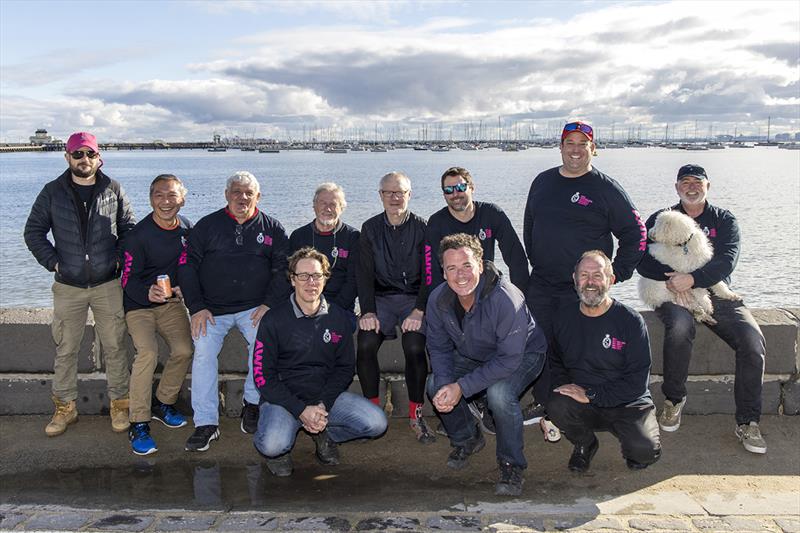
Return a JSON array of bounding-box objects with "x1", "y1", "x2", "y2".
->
[{"x1": 638, "y1": 210, "x2": 740, "y2": 324}]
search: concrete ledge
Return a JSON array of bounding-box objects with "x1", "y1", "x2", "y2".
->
[{"x1": 1, "y1": 307, "x2": 798, "y2": 417}]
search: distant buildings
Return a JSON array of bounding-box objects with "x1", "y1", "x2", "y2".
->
[{"x1": 28, "y1": 129, "x2": 64, "y2": 147}]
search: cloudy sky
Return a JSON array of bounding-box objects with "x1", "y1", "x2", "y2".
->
[{"x1": 1, "y1": 0, "x2": 798, "y2": 142}]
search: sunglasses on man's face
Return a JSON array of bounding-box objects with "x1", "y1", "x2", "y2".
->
[
  {"x1": 69, "y1": 150, "x2": 99, "y2": 160},
  {"x1": 442, "y1": 183, "x2": 469, "y2": 195}
]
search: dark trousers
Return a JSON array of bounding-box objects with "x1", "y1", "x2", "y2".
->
[
  {"x1": 548, "y1": 393, "x2": 661, "y2": 466},
  {"x1": 426, "y1": 350, "x2": 544, "y2": 468},
  {"x1": 655, "y1": 296, "x2": 765, "y2": 425},
  {"x1": 525, "y1": 287, "x2": 578, "y2": 408}
]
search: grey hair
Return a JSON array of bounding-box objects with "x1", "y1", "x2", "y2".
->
[
  {"x1": 575, "y1": 249, "x2": 614, "y2": 277},
  {"x1": 313, "y1": 182, "x2": 347, "y2": 210},
  {"x1": 379, "y1": 171, "x2": 411, "y2": 191},
  {"x1": 226, "y1": 171, "x2": 260, "y2": 194}
]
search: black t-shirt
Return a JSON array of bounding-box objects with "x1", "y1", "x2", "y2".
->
[{"x1": 74, "y1": 183, "x2": 94, "y2": 210}]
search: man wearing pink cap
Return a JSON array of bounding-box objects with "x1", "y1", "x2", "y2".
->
[
  {"x1": 521, "y1": 121, "x2": 647, "y2": 437},
  {"x1": 25, "y1": 132, "x2": 136, "y2": 437}
]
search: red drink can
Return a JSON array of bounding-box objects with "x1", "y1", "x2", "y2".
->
[{"x1": 157, "y1": 275, "x2": 173, "y2": 297}]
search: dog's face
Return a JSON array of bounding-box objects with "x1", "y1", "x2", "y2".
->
[{"x1": 649, "y1": 210, "x2": 700, "y2": 245}]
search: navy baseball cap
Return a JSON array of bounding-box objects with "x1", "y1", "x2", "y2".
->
[{"x1": 677, "y1": 164, "x2": 708, "y2": 180}]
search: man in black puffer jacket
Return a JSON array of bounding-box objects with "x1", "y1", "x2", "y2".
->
[{"x1": 24, "y1": 132, "x2": 136, "y2": 438}]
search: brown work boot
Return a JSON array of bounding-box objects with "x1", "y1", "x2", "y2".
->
[
  {"x1": 45, "y1": 396, "x2": 78, "y2": 437},
  {"x1": 110, "y1": 398, "x2": 131, "y2": 433}
]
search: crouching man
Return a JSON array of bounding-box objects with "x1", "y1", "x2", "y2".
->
[
  {"x1": 252, "y1": 247, "x2": 388, "y2": 476},
  {"x1": 426, "y1": 234, "x2": 546, "y2": 496},
  {"x1": 548, "y1": 250, "x2": 661, "y2": 473}
]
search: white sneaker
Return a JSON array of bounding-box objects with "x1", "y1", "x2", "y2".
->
[
  {"x1": 658, "y1": 398, "x2": 686, "y2": 432},
  {"x1": 735, "y1": 422, "x2": 767, "y2": 454},
  {"x1": 540, "y1": 418, "x2": 561, "y2": 443}
]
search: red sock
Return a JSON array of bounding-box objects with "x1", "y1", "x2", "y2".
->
[
  {"x1": 409, "y1": 401, "x2": 423, "y2": 420},
  {"x1": 368, "y1": 397, "x2": 380, "y2": 406}
]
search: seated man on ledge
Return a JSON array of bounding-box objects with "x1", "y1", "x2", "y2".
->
[
  {"x1": 252, "y1": 247, "x2": 388, "y2": 476},
  {"x1": 426, "y1": 233, "x2": 546, "y2": 496},
  {"x1": 548, "y1": 250, "x2": 661, "y2": 473}
]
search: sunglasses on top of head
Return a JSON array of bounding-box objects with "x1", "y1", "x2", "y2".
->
[
  {"x1": 563, "y1": 122, "x2": 593, "y2": 136},
  {"x1": 69, "y1": 150, "x2": 100, "y2": 160},
  {"x1": 442, "y1": 183, "x2": 469, "y2": 195}
]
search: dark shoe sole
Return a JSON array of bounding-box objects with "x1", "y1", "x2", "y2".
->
[
  {"x1": 568, "y1": 438, "x2": 599, "y2": 473},
  {"x1": 446, "y1": 437, "x2": 486, "y2": 470},
  {"x1": 185, "y1": 430, "x2": 220, "y2": 452}
]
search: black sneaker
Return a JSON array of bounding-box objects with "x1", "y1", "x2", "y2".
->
[
  {"x1": 568, "y1": 437, "x2": 599, "y2": 473},
  {"x1": 495, "y1": 461, "x2": 524, "y2": 496},
  {"x1": 446, "y1": 431, "x2": 486, "y2": 470},
  {"x1": 312, "y1": 430, "x2": 340, "y2": 466},
  {"x1": 467, "y1": 397, "x2": 496, "y2": 435},
  {"x1": 522, "y1": 402, "x2": 546, "y2": 426},
  {"x1": 185, "y1": 425, "x2": 220, "y2": 452},
  {"x1": 241, "y1": 400, "x2": 259, "y2": 434},
  {"x1": 266, "y1": 453, "x2": 293, "y2": 477}
]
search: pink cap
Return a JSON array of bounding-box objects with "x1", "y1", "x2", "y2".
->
[{"x1": 66, "y1": 132, "x2": 99, "y2": 153}]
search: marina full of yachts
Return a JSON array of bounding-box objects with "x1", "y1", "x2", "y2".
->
[{"x1": 3, "y1": 138, "x2": 800, "y2": 154}]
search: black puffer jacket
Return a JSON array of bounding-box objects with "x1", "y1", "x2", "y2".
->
[{"x1": 24, "y1": 169, "x2": 136, "y2": 288}]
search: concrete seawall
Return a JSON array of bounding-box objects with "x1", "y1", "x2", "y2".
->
[{"x1": 1, "y1": 307, "x2": 798, "y2": 417}]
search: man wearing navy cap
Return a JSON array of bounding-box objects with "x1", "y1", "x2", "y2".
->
[
  {"x1": 637, "y1": 164, "x2": 767, "y2": 454},
  {"x1": 25, "y1": 131, "x2": 136, "y2": 437}
]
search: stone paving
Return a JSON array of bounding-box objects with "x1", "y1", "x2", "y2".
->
[{"x1": 2, "y1": 506, "x2": 800, "y2": 532}]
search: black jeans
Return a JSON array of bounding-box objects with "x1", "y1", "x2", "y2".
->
[
  {"x1": 655, "y1": 296, "x2": 765, "y2": 425},
  {"x1": 525, "y1": 287, "x2": 578, "y2": 408},
  {"x1": 548, "y1": 393, "x2": 661, "y2": 466}
]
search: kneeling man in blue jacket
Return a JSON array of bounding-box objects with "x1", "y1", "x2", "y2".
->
[
  {"x1": 426, "y1": 233, "x2": 547, "y2": 496},
  {"x1": 252, "y1": 247, "x2": 387, "y2": 476}
]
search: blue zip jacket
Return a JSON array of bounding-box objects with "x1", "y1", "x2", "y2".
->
[{"x1": 426, "y1": 261, "x2": 547, "y2": 396}]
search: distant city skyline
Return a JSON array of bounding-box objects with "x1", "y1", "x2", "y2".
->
[{"x1": 1, "y1": 1, "x2": 798, "y2": 143}]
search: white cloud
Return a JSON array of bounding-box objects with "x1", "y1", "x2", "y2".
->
[{"x1": 1, "y1": 1, "x2": 797, "y2": 141}]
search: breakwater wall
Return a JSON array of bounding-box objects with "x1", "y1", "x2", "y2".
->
[{"x1": 1, "y1": 308, "x2": 798, "y2": 417}]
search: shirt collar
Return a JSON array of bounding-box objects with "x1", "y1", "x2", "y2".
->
[{"x1": 290, "y1": 293, "x2": 329, "y2": 318}]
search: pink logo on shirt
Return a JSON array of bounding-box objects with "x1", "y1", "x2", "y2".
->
[
  {"x1": 571, "y1": 191, "x2": 593, "y2": 206},
  {"x1": 121, "y1": 251, "x2": 133, "y2": 287},
  {"x1": 424, "y1": 245, "x2": 432, "y2": 285},
  {"x1": 633, "y1": 209, "x2": 647, "y2": 251},
  {"x1": 331, "y1": 331, "x2": 342, "y2": 343},
  {"x1": 337, "y1": 248, "x2": 349, "y2": 258},
  {"x1": 253, "y1": 340, "x2": 266, "y2": 387},
  {"x1": 611, "y1": 338, "x2": 627, "y2": 351},
  {"x1": 703, "y1": 227, "x2": 717, "y2": 238}
]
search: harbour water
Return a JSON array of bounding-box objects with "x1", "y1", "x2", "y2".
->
[{"x1": 1, "y1": 147, "x2": 798, "y2": 309}]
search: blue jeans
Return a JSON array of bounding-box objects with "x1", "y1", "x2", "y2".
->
[
  {"x1": 427, "y1": 351, "x2": 544, "y2": 468},
  {"x1": 656, "y1": 297, "x2": 765, "y2": 425},
  {"x1": 253, "y1": 392, "x2": 388, "y2": 457},
  {"x1": 191, "y1": 307, "x2": 260, "y2": 426}
]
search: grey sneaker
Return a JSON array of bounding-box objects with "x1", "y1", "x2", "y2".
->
[
  {"x1": 658, "y1": 398, "x2": 686, "y2": 432},
  {"x1": 735, "y1": 422, "x2": 767, "y2": 454},
  {"x1": 522, "y1": 402, "x2": 546, "y2": 426}
]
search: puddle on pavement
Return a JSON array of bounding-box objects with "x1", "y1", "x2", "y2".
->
[{"x1": 0, "y1": 460, "x2": 484, "y2": 512}]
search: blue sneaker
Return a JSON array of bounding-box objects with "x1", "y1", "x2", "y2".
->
[
  {"x1": 152, "y1": 401, "x2": 187, "y2": 428},
  {"x1": 129, "y1": 422, "x2": 157, "y2": 456}
]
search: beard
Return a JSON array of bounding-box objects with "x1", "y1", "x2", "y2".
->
[
  {"x1": 70, "y1": 160, "x2": 97, "y2": 179},
  {"x1": 577, "y1": 284, "x2": 608, "y2": 307}
]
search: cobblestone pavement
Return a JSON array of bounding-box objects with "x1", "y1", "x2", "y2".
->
[
  {"x1": 2, "y1": 505, "x2": 799, "y2": 532},
  {"x1": 1, "y1": 415, "x2": 798, "y2": 532}
]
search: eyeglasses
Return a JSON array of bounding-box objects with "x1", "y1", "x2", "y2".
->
[
  {"x1": 235, "y1": 225, "x2": 243, "y2": 246},
  {"x1": 442, "y1": 183, "x2": 469, "y2": 195},
  {"x1": 293, "y1": 272, "x2": 326, "y2": 282},
  {"x1": 69, "y1": 150, "x2": 99, "y2": 160},
  {"x1": 379, "y1": 190, "x2": 408, "y2": 199},
  {"x1": 563, "y1": 122, "x2": 594, "y2": 137}
]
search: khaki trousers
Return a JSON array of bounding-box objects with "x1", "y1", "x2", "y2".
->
[
  {"x1": 51, "y1": 279, "x2": 130, "y2": 401},
  {"x1": 125, "y1": 301, "x2": 193, "y2": 422}
]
